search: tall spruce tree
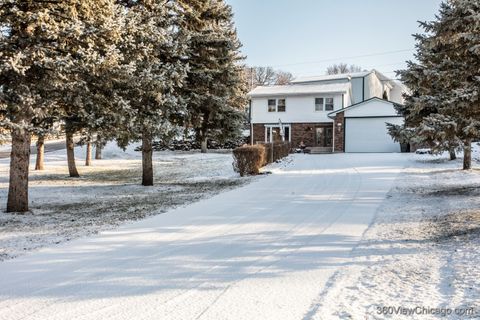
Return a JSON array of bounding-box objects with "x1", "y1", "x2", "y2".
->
[
  {"x1": 55, "y1": 1, "x2": 125, "y2": 178},
  {"x1": 0, "y1": 1, "x2": 76, "y2": 212},
  {"x1": 116, "y1": 0, "x2": 187, "y2": 186},
  {"x1": 0, "y1": 1, "x2": 124, "y2": 212},
  {"x1": 398, "y1": 0, "x2": 480, "y2": 169},
  {"x1": 177, "y1": 0, "x2": 248, "y2": 153}
]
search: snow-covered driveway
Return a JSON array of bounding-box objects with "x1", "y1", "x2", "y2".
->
[{"x1": 0, "y1": 153, "x2": 407, "y2": 320}]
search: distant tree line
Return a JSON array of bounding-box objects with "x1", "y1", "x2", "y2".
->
[{"x1": 0, "y1": 0, "x2": 248, "y2": 212}]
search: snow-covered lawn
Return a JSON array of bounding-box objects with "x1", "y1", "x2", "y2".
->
[
  {"x1": 0, "y1": 143, "x2": 249, "y2": 261},
  {"x1": 320, "y1": 152, "x2": 480, "y2": 319}
]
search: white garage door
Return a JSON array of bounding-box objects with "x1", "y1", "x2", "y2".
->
[{"x1": 345, "y1": 117, "x2": 403, "y2": 153}]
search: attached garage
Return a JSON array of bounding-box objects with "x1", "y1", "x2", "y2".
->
[
  {"x1": 329, "y1": 97, "x2": 404, "y2": 153},
  {"x1": 345, "y1": 117, "x2": 403, "y2": 152}
]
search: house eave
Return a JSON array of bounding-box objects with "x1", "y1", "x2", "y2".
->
[
  {"x1": 327, "y1": 97, "x2": 404, "y2": 119},
  {"x1": 248, "y1": 90, "x2": 348, "y2": 99}
]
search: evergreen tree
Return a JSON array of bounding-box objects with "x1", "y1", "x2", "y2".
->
[
  {"x1": 177, "y1": 0, "x2": 248, "y2": 153},
  {"x1": 0, "y1": 1, "x2": 74, "y2": 212},
  {"x1": 55, "y1": 1, "x2": 126, "y2": 177},
  {"x1": 116, "y1": 0, "x2": 187, "y2": 186},
  {"x1": 398, "y1": 0, "x2": 480, "y2": 169},
  {"x1": 0, "y1": 1, "x2": 124, "y2": 212}
]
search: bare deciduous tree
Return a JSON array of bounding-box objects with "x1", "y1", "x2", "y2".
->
[
  {"x1": 275, "y1": 71, "x2": 294, "y2": 85},
  {"x1": 254, "y1": 67, "x2": 276, "y2": 86},
  {"x1": 246, "y1": 67, "x2": 294, "y2": 88},
  {"x1": 326, "y1": 63, "x2": 364, "y2": 75}
]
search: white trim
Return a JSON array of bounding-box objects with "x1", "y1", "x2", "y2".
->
[
  {"x1": 267, "y1": 98, "x2": 287, "y2": 113},
  {"x1": 332, "y1": 122, "x2": 336, "y2": 151},
  {"x1": 314, "y1": 96, "x2": 335, "y2": 112},
  {"x1": 264, "y1": 124, "x2": 291, "y2": 143},
  {"x1": 248, "y1": 83, "x2": 350, "y2": 98}
]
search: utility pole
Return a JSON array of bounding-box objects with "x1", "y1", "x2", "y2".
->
[{"x1": 250, "y1": 67, "x2": 255, "y2": 90}]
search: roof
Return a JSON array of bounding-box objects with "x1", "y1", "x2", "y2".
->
[
  {"x1": 327, "y1": 97, "x2": 403, "y2": 118},
  {"x1": 291, "y1": 71, "x2": 372, "y2": 84},
  {"x1": 248, "y1": 82, "x2": 349, "y2": 98}
]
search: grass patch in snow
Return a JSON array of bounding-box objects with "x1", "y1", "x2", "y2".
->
[{"x1": 426, "y1": 209, "x2": 480, "y2": 242}]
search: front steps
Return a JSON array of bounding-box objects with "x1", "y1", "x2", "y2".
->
[{"x1": 305, "y1": 147, "x2": 333, "y2": 154}]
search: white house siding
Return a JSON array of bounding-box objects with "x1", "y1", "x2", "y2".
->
[
  {"x1": 389, "y1": 84, "x2": 405, "y2": 104},
  {"x1": 350, "y1": 77, "x2": 364, "y2": 104},
  {"x1": 250, "y1": 94, "x2": 344, "y2": 124},
  {"x1": 344, "y1": 99, "x2": 399, "y2": 118},
  {"x1": 364, "y1": 73, "x2": 384, "y2": 101}
]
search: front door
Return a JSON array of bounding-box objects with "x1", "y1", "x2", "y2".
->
[{"x1": 315, "y1": 126, "x2": 333, "y2": 147}]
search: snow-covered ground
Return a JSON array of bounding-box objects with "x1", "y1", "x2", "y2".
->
[
  {"x1": 0, "y1": 142, "x2": 249, "y2": 261},
  {"x1": 0, "y1": 152, "x2": 408, "y2": 320},
  {"x1": 319, "y1": 151, "x2": 480, "y2": 319},
  {"x1": 1, "y1": 148, "x2": 480, "y2": 320}
]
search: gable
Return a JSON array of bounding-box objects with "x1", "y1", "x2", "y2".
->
[{"x1": 344, "y1": 99, "x2": 400, "y2": 118}]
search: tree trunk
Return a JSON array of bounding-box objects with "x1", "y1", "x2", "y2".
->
[
  {"x1": 449, "y1": 148, "x2": 457, "y2": 161},
  {"x1": 463, "y1": 140, "x2": 472, "y2": 170},
  {"x1": 35, "y1": 135, "x2": 45, "y2": 171},
  {"x1": 85, "y1": 142, "x2": 92, "y2": 166},
  {"x1": 65, "y1": 125, "x2": 80, "y2": 178},
  {"x1": 184, "y1": 125, "x2": 189, "y2": 141},
  {"x1": 95, "y1": 134, "x2": 102, "y2": 160},
  {"x1": 142, "y1": 133, "x2": 153, "y2": 186},
  {"x1": 201, "y1": 137, "x2": 207, "y2": 154},
  {"x1": 7, "y1": 128, "x2": 31, "y2": 213}
]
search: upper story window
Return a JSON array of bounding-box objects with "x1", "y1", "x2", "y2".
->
[
  {"x1": 268, "y1": 99, "x2": 276, "y2": 112},
  {"x1": 325, "y1": 98, "x2": 334, "y2": 111},
  {"x1": 277, "y1": 99, "x2": 286, "y2": 112},
  {"x1": 315, "y1": 97, "x2": 334, "y2": 111},
  {"x1": 267, "y1": 99, "x2": 286, "y2": 112},
  {"x1": 315, "y1": 98, "x2": 324, "y2": 112}
]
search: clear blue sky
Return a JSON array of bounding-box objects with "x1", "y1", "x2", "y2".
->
[{"x1": 225, "y1": 0, "x2": 443, "y2": 78}]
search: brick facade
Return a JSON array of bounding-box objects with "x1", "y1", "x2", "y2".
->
[
  {"x1": 251, "y1": 122, "x2": 337, "y2": 149},
  {"x1": 252, "y1": 124, "x2": 265, "y2": 144},
  {"x1": 333, "y1": 112, "x2": 345, "y2": 152},
  {"x1": 291, "y1": 123, "x2": 317, "y2": 147}
]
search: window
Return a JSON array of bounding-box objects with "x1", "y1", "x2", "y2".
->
[
  {"x1": 265, "y1": 125, "x2": 291, "y2": 142},
  {"x1": 325, "y1": 98, "x2": 334, "y2": 111},
  {"x1": 315, "y1": 98, "x2": 324, "y2": 111},
  {"x1": 284, "y1": 127, "x2": 290, "y2": 141},
  {"x1": 277, "y1": 99, "x2": 286, "y2": 112},
  {"x1": 267, "y1": 99, "x2": 286, "y2": 112},
  {"x1": 268, "y1": 99, "x2": 276, "y2": 112}
]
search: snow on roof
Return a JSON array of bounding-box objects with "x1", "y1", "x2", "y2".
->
[
  {"x1": 327, "y1": 97, "x2": 403, "y2": 118},
  {"x1": 248, "y1": 82, "x2": 350, "y2": 98},
  {"x1": 291, "y1": 71, "x2": 372, "y2": 84}
]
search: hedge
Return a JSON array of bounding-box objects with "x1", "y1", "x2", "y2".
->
[
  {"x1": 263, "y1": 142, "x2": 291, "y2": 164},
  {"x1": 232, "y1": 145, "x2": 266, "y2": 177},
  {"x1": 232, "y1": 142, "x2": 292, "y2": 176}
]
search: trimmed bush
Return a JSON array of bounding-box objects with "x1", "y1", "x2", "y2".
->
[
  {"x1": 233, "y1": 145, "x2": 266, "y2": 177},
  {"x1": 263, "y1": 142, "x2": 291, "y2": 164}
]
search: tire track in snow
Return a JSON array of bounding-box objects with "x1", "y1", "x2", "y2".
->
[
  {"x1": 0, "y1": 156, "x2": 320, "y2": 320},
  {"x1": 190, "y1": 163, "x2": 363, "y2": 320}
]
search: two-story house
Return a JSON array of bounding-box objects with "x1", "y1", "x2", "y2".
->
[{"x1": 248, "y1": 69, "x2": 406, "y2": 153}]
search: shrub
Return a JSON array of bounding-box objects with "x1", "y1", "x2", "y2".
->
[
  {"x1": 233, "y1": 145, "x2": 266, "y2": 177},
  {"x1": 263, "y1": 142, "x2": 291, "y2": 164}
]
